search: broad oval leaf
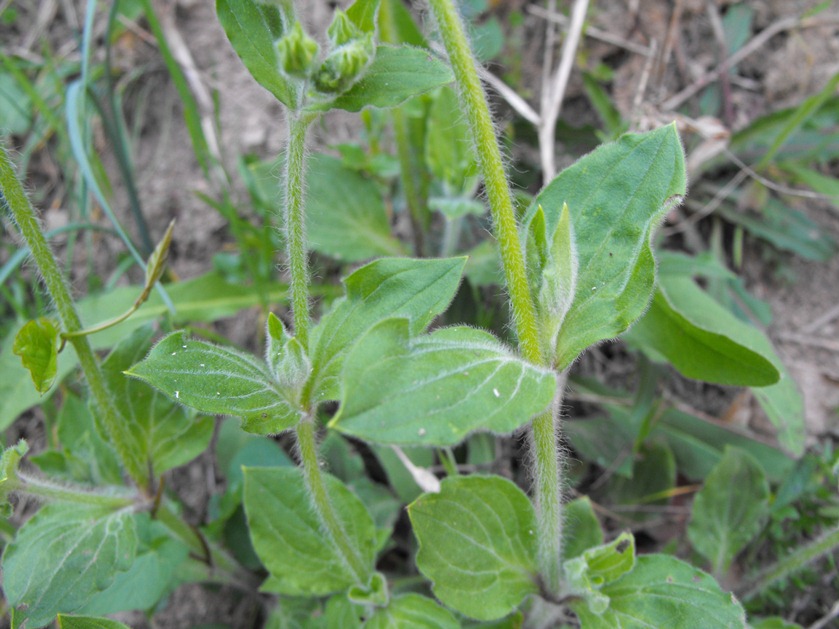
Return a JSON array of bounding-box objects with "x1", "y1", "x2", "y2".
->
[
  {"x1": 1, "y1": 271, "x2": 296, "y2": 430},
  {"x1": 624, "y1": 274, "x2": 779, "y2": 386},
  {"x1": 687, "y1": 446, "x2": 770, "y2": 575},
  {"x1": 243, "y1": 466, "x2": 376, "y2": 596},
  {"x1": 569, "y1": 554, "x2": 746, "y2": 628},
  {"x1": 216, "y1": 0, "x2": 297, "y2": 108},
  {"x1": 525, "y1": 124, "x2": 686, "y2": 369},
  {"x1": 309, "y1": 256, "x2": 466, "y2": 402},
  {"x1": 2, "y1": 505, "x2": 138, "y2": 628},
  {"x1": 408, "y1": 475, "x2": 539, "y2": 621},
  {"x1": 126, "y1": 332, "x2": 303, "y2": 435},
  {"x1": 330, "y1": 318, "x2": 556, "y2": 446},
  {"x1": 563, "y1": 497, "x2": 604, "y2": 561},
  {"x1": 306, "y1": 153, "x2": 407, "y2": 262},
  {"x1": 366, "y1": 594, "x2": 460, "y2": 629},
  {"x1": 13, "y1": 317, "x2": 61, "y2": 394},
  {"x1": 320, "y1": 45, "x2": 453, "y2": 112},
  {"x1": 101, "y1": 326, "x2": 213, "y2": 480}
]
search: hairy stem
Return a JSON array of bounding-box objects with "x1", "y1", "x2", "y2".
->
[
  {"x1": 738, "y1": 524, "x2": 839, "y2": 601},
  {"x1": 531, "y1": 372, "x2": 568, "y2": 594},
  {"x1": 284, "y1": 111, "x2": 316, "y2": 348},
  {"x1": 295, "y1": 417, "x2": 369, "y2": 583},
  {"x1": 427, "y1": 0, "x2": 541, "y2": 363},
  {"x1": 0, "y1": 145, "x2": 148, "y2": 489},
  {"x1": 426, "y1": 0, "x2": 565, "y2": 595},
  {"x1": 14, "y1": 470, "x2": 135, "y2": 509}
]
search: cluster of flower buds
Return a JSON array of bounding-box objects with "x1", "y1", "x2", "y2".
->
[{"x1": 274, "y1": 9, "x2": 375, "y2": 98}]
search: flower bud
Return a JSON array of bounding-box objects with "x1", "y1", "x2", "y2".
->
[
  {"x1": 327, "y1": 9, "x2": 362, "y2": 47},
  {"x1": 275, "y1": 21, "x2": 319, "y2": 78},
  {"x1": 313, "y1": 33, "x2": 374, "y2": 94}
]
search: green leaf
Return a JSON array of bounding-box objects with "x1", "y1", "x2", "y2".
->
[
  {"x1": 602, "y1": 442, "x2": 676, "y2": 522},
  {"x1": 0, "y1": 440, "x2": 27, "y2": 513},
  {"x1": 127, "y1": 331, "x2": 304, "y2": 436},
  {"x1": 321, "y1": 45, "x2": 453, "y2": 112},
  {"x1": 348, "y1": 571, "x2": 389, "y2": 607},
  {"x1": 0, "y1": 271, "x2": 298, "y2": 428},
  {"x1": 426, "y1": 85, "x2": 476, "y2": 190},
  {"x1": 569, "y1": 554, "x2": 746, "y2": 628},
  {"x1": 650, "y1": 408, "x2": 794, "y2": 483},
  {"x1": 564, "y1": 533, "x2": 636, "y2": 614},
  {"x1": 751, "y1": 360, "x2": 806, "y2": 457},
  {"x1": 409, "y1": 475, "x2": 539, "y2": 621},
  {"x1": 625, "y1": 274, "x2": 779, "y2": 386},
  {"x1": 101, "y1": 326, "x2": 213, "y2": 478},
  {"x1": 13, "y1": 317, "x2": 61, "y2": 393},
  {"x1": 366, "y1": 594, "x2": 460, "y2": 629},
  {"x1": 309, "y1": 256, "x2": 466, "y2": 402},
  {"x1": 687, "y1": 447, "x2": 770, "y2": 575},
  {"x1": 57, "y1": 616, "x2": 131, "y2": 629},
  {"x1": 346, "y1": 0, "x2": 381, "y2": 34},
  {"x1": 524, "y1": 124, "x2": 687, "y2": 368},
  {"x1": 215, "y1": 0, "x2": 297, "y2": 108},
  {"x1": 305, "y1": 153, "x2": 406, "y2": 261},
  {"x1": 330, "y1": 318, "x2": 556, "y2": 446},
  {"x1": 80, "y1": 515, "x2": 188, "y2": 615},
  {"x1": 243, "y1": 466, "x2": 375, "y2": 596},
  {"x1": 2, "y1": 504, "x2": 138, "y2": 627},
  {"x1": 563, "y1": 497, "x2": 604, "y2": 561},
  {"x1": 265, "y1": 313, "x2": 311, "y2": 391}
]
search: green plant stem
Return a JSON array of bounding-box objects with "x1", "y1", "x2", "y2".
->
[
  {"x1": 427, "y1": 0, "x2": 565, "y2": 595},
  {"x1": 738, "y1": 523, "x2": 839, "y2": 601},
  {"x1": 427, "y1": 0, "x2": 540, "y2": 363},
  {"x1": 531, "y1": 373, "x2": 567, "y2": 595},
  {"x1": 392, "y1": 107, "x2": 429, "y2": 256},
  {"x1": 284, "y1": 111, "x2": 317, "y2": 349},
  {"x1": 295, "y1": 417, "x2": 368, "y2": 583},
  {"x1": 0, "y1": 145, "x2": 148, "y2": 489},
  {"x1": 14, "y1": 471, "x2": 135, "y2": 509}
]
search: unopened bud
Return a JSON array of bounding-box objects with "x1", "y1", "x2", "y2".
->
[
  {"x1": 276, "y1": 21, "x2": 319, "y2": 78},
  {"x1": 327, "y1": 9, "x2": 361, "y2": 46},
  {"x1": 313, "y1": 33, "x2": 374, "y2": 94}
]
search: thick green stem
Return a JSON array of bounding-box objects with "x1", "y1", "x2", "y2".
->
[
  {"x1": 284, "y1": 112, "x2": 316, "y2": 348},
  {"x1": 738, "y1": 524, "x2": 839, "y2": 601},
  {"x1": 0, "y1": 145, "x2": 148, "y2": 489},
  {"x1": 531, "y1": 373, "x2": 567, "y2": 595},
  {"x1": 295, "y1": 417, "x2": 369, "y2": 583},
  {"x1": 427, "y1": 0, "x2": 565, "y2": 595},
  {"x1": 427, "y1": 0, "x2": 541, "y2": 363}
]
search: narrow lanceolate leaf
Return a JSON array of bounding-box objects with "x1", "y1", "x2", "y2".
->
[
  {"x1": 306, "y1": 154, "x2": 407, "y2": 262},
  {"x1": 688, "y1": 447, "x2": 770, "y2": 576},
  {"x1": 101, "y1": 327, "x2": 213, "y2": 478},
  {"x1": 625, "y1": 274, "x2": 779, "y2": 386},
  {"x1": 13, "y1": 317, "x2": 61, "y2": 393},
  {"x1": 524, "y1": 124, "x2": 686, "y2": 369},
  {"x1": 309, "y1": 256, "x2": 466, "y2": 402},
  {"x1": 126, "y1": 331, "x2": 303, "y2": 435},
  {"x1": 2, "y1": 505, "x2": 137, "y2": 628},
  {"x1": 216, "y1": 0, "x2": 297, "y2": 108},
  {"x1": 318, "y1": 45, "x2": 453, "y2": 112},
  {"x1": 569, "y1": 554, "x2": 746, "y2": 628},
  {"x1": 330, "y1": 319, "x2": 556, "y2": 446},
  {"x1": 365, "y1": 594, "x2": 460, "y2": 629},
  {"x1": 243, "y1": 467, "x2": 376, "y2": 596},
  {"x1": 409, "y1": 475, "x2": 540, "y2": 621}
]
